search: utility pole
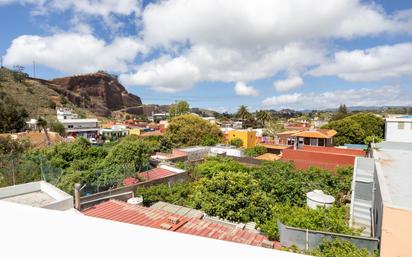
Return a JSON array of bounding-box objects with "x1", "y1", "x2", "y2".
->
[{"x1": 33, "y1": 60, "x2": 36, "y2": 78}]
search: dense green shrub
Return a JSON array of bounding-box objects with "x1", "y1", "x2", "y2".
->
[
  {"x1": 260, "y1": 205, "x2": 358, "y2": 240},
  {"x1": 310, "y1": 239, "x2": 375, "y2": 257},
  {"x1": 244, "y1": 145, "x2": 267, "y2": 157}
]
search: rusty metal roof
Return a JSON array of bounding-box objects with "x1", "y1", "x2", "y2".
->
[{"x1": 82, "y1": 200, "x2": 280, "y2": 249}]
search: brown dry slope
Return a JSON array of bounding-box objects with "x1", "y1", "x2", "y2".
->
[{"x1": 51, "y1": 72, "x2": 143, "y2": 116}]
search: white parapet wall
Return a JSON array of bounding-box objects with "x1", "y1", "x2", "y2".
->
[{"x1": 0, "y1": 181, "x2": 73, "y2": 211}]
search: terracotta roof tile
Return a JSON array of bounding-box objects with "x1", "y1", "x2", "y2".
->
[
  {"x1": 82, "y1": 200, "x2": 278, "y2": 249},
  {"x1": 139, "y1": 168, "x2": 175, "y2": 181}
]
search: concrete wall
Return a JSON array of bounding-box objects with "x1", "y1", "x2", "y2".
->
[
  {"x1": 80, "y1": 171, "x2": 189, "y2": 209},
  {"x1": 385, "y1": 120, "x2": 412, "y2": 143},
  {"x1": 379, "y1": 206, "x2": 412, "y2": 257}
]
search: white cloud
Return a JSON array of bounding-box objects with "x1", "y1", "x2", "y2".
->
[
  {"x1": 262, "y1": 85, "x2": 411, "y2": 110},
  {"x1": 131, "y1": 0, "x2": 412, "y2": 92},
  {"x1": 309, "y1": 43, "x2": 412, "y2": 81},
  {"x1": 119, "y1": 56, "x2": 200, "y2": 93},
  {"x1": 142, "y1": 0, "x2": 409, "y2": 47},
  {"x1": 3, "y1": 33, "x2": 145, "y2": 74},
  {"x1": 3, "y1": 0, "x2": 412, "y2": 94},
  {"x1": 234, "y1": 81, "x2": 259, "y2": 96},
  {"x1": 274, "y1": 75, "x2": 304, "y2": 91},
  {"x1": 0, "y1": 0, "x2": 141, "y2": 17}
]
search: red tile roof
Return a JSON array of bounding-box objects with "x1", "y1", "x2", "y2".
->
[
  {"x1": 139, "y1": 168, "x2": 175, "y2": 181},
  {"x1": 83, "y1": 200, "x2": 279, "y2": 249}
]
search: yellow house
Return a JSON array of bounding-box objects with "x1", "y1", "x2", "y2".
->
[{"x1": 227, "y1": 130, "x2": 257, "y2": 149}]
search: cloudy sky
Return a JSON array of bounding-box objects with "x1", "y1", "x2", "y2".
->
[{"x1": 1, "y1": 0, "x2": 412, "y2": 112}]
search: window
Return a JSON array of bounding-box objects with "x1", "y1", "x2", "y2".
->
[
  {"x1": 318, "y1": 138, "x2": 325, "y2": 146},
  {"x1": 304, "y1": 137, "x2": 310, "y2": 145},
  {"x1": 310, "y1": 138, "x2": 318, "y2": 146},
  {"x1": 68, "y1": 125, "x2": 73, "y2": 128},
  {"x1": 398, "y1": 122, "x2": 405, "y2": 130}
]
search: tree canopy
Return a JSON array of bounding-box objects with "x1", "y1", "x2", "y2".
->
[
  {"x1": 256, "y1": 110, "x2": 272, "y2": 127},
  {"x1": 0, "y1": 95, "x2": 29, "y2": 133},
  {"x1": 169, "y1": 100, "x2": 190, "y2": 118},
  {"x1": 323, "y1": 112, "x2": 384, "y2": 145},
  {"x1": 104, "y1": 136, "x2": 157, "y2": 172},
  {"x1": 165, "y1": 114, "x2": 222, "y2": 147},
  {"x1": 136, "y1": 157, "x2": 356, "y2": 240}
]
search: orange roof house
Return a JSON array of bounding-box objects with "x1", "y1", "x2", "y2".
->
[{"x1": 275, "y1": 129, "x2": 337, "y2": 148}]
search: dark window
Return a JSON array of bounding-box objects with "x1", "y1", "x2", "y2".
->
[
  {"x1": 318, "y1": 138, "x2": 325, "y2": 146},
  {"x1": 304, "y1": 137, "x2": 310, "y2": 145}
]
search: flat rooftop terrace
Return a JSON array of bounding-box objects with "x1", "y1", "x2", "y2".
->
[
  {"x1": 374, "y1": 141, "x2": 412, "y2": 210},
  {"x1": 0, "y1": 181, "x2": 73, "y2": 210},
  {"x1": 1, "y1": 191, "x2": 55, "y2": 207}
]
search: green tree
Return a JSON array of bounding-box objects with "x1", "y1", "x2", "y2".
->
[
  {"x1": 36, "y1": 117, "x2": 51, "y2": 145},
  {"x1": 330, "y1": 104, "x2": 349, "y2": 121},
  {"x1": 228, "y1": 138, "x2": 243, "y2": 148},
  {"x1": 169, "y1": 100, "x2": 190, "y2": 118},
  {"x1": 191, "y1": 171, "x2": 272, "y2": 223},
  {"x1": 323, "y1": 112, "x2": 384, "y2": 145},
  {"x1": 50, "y1": 120, "x2": 66, "y2": 136},
  {"x1": 256, "y1": 110, "x2": 272, "y2": 127},
  {"x1": 244, "y1": 145, "x2": 267, "y2": 157},
  {"x1": 310, "y1": 239, "x2": 374, "y2": 257},
  {"x1": 236, "y1": 105, "x2": 251, "y2": 128},
  {"x1": 0, "y1": 136, "x2": 32, "y2": 186},
  {"x1": 12, "y1": 65, "x2": 28, "y2": 82},
  {"x1": 165, "y1": 114, "x2": 222, "y2": 147},
  {"x1": 104, "y1": 137, "x2": 156, "y2": 172},
  {"x1": 0, "y1": 95, "x2": 29, "y2": 133},
  {"x1": 260, "y1": 205, "x2": 356, "y2": 240},
  {"x1": 263, "y1": 119, "x2": 285, "y2": 137}
]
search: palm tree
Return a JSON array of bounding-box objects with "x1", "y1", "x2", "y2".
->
[
  {"x1": 256, "y1": 110, "x2": 272, "y2": 127},
  {"x1": 236, "y1": 105, "x2": 251, "y2": 128},
  {"x1": 37, "y1": 117, "x2": 50, "y2": 146}
]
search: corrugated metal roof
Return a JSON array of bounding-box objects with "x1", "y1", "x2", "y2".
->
[
  {"x1": 82, "y1": 200, "x2": 280, "y2": 249},
  {"x1": 139, "y1": 168, "x2": 175, "y2": 181}
]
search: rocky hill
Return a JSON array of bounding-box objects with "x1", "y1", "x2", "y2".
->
[
  {"x1": 0, "y1": 68, "x2": 144, "y2": 119},
  {"x1": 51, "y1": 72, "x2": 143, "y2": 116}
]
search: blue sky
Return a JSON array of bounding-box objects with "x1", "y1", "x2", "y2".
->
[{"x1": 1, "y1": 0, "x2": 412, "y2": 113}]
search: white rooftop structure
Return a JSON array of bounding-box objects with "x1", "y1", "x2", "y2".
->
[
  {"x1": 0, "y1": 200, "x2": 310, "y2": 257},
  {"x1": 56, "y1": 107, "x2": 78, "y2": 120},
  {"x1": 385, "y1": 115, "x2": 412, "y2": 143},
  {"x1": 373, "y1": 141, "x2": 412, "y2": 210},
  {"x1": 0, "y1": 181, "x2": 73, "y2": 210}
]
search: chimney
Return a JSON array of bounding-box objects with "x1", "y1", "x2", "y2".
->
[{"x1": 74, "y1": 183, "x2": 81, "y2": 210}]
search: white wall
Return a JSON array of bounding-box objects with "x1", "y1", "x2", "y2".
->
[{"x1": 385, "y1": 120, "x2": 412, "y2": 143}]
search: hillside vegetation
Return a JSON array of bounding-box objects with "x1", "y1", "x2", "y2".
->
[{"x1": 0, "y1": 68, "x2": 97, "y2": 121}]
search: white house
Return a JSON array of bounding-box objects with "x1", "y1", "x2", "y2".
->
[
  {"x1": 56, "y1": 107, "x2": 78, "y2": 120},
  {"x1": 385, "y1": 116, "x2": 412, "y2": 143},
  {"x1": 60, "y1": 118, "x2": 99, "y2": 139}
]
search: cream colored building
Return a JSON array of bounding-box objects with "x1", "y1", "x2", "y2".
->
[{"x1": 352, "y1": 142, "x2": 412, "y2": 257}]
